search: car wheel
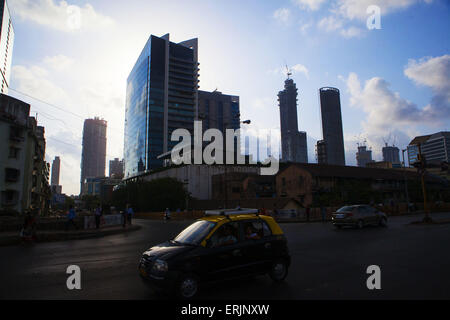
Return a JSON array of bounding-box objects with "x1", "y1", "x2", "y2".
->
[
  {"x1": 177, "y1": 274, "x2": 199, "y2": 299},
  {"x1": 357, "y1": 220, "x2": 364, "y2": 229},
  {"x1": 269, "y1": 260, "x2": 289, "y2": 282}
]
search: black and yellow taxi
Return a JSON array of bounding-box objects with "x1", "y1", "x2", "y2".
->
[{"x1": 139, "y1": 208, "x2": 291, "y2": 299}]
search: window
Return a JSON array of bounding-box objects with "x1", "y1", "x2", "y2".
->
[
  {"x1": 242, "y1": 220, "x2": 272, "y2": 240},
  {"x1": 5, "y1": 168, "x2": 20, "y2": 182},
  {"x1": 232, "y1": 187, "x2": 240, "y2": 193},
  {"x1": 209, "y1": 222, "x2": 240, "y2": 247},
  {"x1": 8, "y1": 147, "x2": 20, "y2": 159}
]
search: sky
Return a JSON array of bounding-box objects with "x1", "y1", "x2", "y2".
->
[{"x1": 6, "y1": 0, "x2": 450, "y2": 196}]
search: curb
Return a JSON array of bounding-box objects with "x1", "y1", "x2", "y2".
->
[{"x1": 0, "y1": 225, "x2": 142, "y2": 247}]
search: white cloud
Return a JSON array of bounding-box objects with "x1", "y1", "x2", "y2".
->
[
  {"x1": 291, "y1": 64, "x2": 310, "y2": 79},
  {"x1": 340, "y1": 26, "x2": 365, "y2": 38},
  {"x1": 335, "y1": 0, "x2": 431, "y2": 21},
  {"x1": 9, "y1": 0, "x2": 114, "y2": 32},
  {"x1": 299, "y1": 22, "x2": 312, "y2": 34},
  {"x1": 342, "y1": 54, "x2": 449, "y2": 159},
  {"x1": 273, "y1": 8, "x2": 291, "y2": 24},
  {"x1": 43, "y1": 55, "x2": 74, "y2": 72},
  {"x1": 292, "y1": 0, "x2": 327, "y2": 11},
  {"x1": 318, "y1": 15, "x2": 343, "y2": 31}
]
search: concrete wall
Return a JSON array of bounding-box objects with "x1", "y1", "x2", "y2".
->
[{"x1": 142, "y1": 165, "x2": 260, "y2": 200}]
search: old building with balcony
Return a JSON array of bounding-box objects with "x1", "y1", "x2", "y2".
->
[{"x1": 0, "y1": 94, "x2": 50, "y2": 214}]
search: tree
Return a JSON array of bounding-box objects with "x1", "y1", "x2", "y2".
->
[{"x1": 112, "y1": 178, "x2": 189, "y2": 212}]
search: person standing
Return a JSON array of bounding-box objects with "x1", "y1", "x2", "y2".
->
[
  {"x1": 306, "y1": 206, "x2": 311, "y2": 222},
  {"x1": 66, "y1": 205, "x2": 78, "y2": 231},
  {"x1": 164, "y1": 208, "x2": 171, "y2": 221},
  {"x1": 321, "y1": 206, "x2": 327, "y2": 222},
  {"x1": 127, "y1": 204, "x2": 134, "y2": 225},
  {"x1": 95, "y1": 205, "x2": 102, "y2": 230}
]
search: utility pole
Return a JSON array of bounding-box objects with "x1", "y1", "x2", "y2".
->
[
  {"x1": 417, "y1": 144, "x2": 432, "y2": 223},
  {"x1": 402, "y1": 149, "x2": 410, "y2": 213}
]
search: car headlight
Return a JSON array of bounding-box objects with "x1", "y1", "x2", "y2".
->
[{"x1": 151, "y1": 259, "x2": 168, "y2": 273}]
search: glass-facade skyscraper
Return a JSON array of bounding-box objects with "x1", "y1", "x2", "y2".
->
[{"x1": 124, "y1": 34, "x2": 199, "y2": 178}]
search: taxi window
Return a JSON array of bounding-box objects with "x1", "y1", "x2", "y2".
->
[
  {"x1": 243, "y1": 220, "x2": 272, "y2": 240},
  {"x1": 208, "y1": 222, "x2": 240, "y2": 248}
]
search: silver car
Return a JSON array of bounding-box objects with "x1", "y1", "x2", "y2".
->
[{"x1": 332, "y1": 205, "x2": 388, "y2": 229}]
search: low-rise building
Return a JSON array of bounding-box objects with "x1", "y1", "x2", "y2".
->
[{"x1": 276, "y1": 163, "x2": 447, "y2": 207}]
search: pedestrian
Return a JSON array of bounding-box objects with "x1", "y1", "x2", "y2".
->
[
  {"x1": 164, "y1": 208, "x2": 171, "y2": 221},
  {"x1": 127, "y1": 204, "x2": 134, "y2": 225},
  {"x1": 121, "y1": 209, "x2": 127, "y2": 228},
  {"x1": 65, "y1": 205, "x2": 78, "y2": 231},
  {"x1": 95, "y1": 204, "x2": 102, "y2": 230},
  {"x1": 306, "y1": 206, "x2": 310, "y2": 222},
  {"x1": 321, "y1": 206, "x2": 327, "y2": 222}
]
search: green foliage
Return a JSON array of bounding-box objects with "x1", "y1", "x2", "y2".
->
[
  {"x1": 112, "y1": 178, "x2": 189, "y2": 212},
  {"x1": 82, "y1": 195, "x2": 101, "y2": 210}
]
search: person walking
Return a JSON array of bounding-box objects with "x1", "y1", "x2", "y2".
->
[
  {"x1": 127, "y1": 204, "x2": 134, "y2": 226},
  {"x1": 306, "y1": 206, "x2": 311, "y2": 222},
  {"x1": 66, "y1": 205, "x2": 78, "y2": 231},
  {"x1": 164, "y1": 208, "x2": 171, "y2": 222},
  {"x1": 321, "y1": 206, "x2": 327, "y2": 222},
  {"x1": 95, "y1": 205, "x2": 102, "y2": 230}
]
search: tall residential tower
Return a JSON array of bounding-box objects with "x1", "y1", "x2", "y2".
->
[
  {"x1": 80, "y1": 117, "x2": 107, "y2": 193},
  {"x1": 317, "y1": 87, "x2": 345, "y2": 166},
  {"x1": 124, "y1": 34, "x2": 199, "y2": 178},
  {"x1": 278, "y1": 76, "x2": 308, "y2": 163}
]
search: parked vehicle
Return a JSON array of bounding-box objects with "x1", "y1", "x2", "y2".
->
[
  {"x1": 332, "y1": 205, "x2": 388, "y2": 229},
  {"x1": 139, "y1": 208, "x2": 291, "y2": 299}
]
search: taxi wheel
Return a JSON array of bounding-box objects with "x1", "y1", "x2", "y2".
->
[
  {"x1": 177, "y1": 274, "x2": 199, "y2": 299},
  {"x1": 269, "y1": 260, "x2": 288, "y2": 282}
]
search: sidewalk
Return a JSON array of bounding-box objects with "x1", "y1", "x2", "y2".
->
[{"x1": 0, "y1": 224, "x2": 141, "y2": 247}]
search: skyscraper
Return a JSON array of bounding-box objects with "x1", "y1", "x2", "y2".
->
[
  {"x1": 81, "y1": 117, "x2": 107, "y2": 193},
  {"x1": 109, "y1": 158, "x2": 124, "y2": 179},
  {"x1": 51, "y1": 156, "x2": 60, "y2": 186},
  {"x1": 318, "y1": 87, "x2": 345, "y2": 166},
  {"x1": 356, "y1": 145, "x2": 374, "y2": 167},
  {"x1": 278, "y1": 76, "x2": 308, "y2": 163},
  {"x1": 0, "y1": 0, "x2": 14, "y2": 94},
  {"x1": 198, "y1": 90, "x2": 241, "y2": 158},
  {"x1": 124, "y1": 34, "x2": 199, "y2": 178},
  {"x1": 382, "y1": 143, "x2": 400, "y2": 164}
]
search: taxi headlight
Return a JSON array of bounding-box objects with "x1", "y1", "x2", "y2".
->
[{"x1": 152, "y1": 259, "x2": 168, "y2": 273}]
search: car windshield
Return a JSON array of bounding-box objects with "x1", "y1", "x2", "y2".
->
[
  {"x1": 173, "y1": 220, "x2": 216, "y2": 246},
  {"x1": 337, "y1": 206, "x2": 355, "y2": 213}
]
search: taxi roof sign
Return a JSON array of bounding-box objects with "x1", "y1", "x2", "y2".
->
[{"x1": 205, "y1": 208, "x2": 259, "y2": 216}]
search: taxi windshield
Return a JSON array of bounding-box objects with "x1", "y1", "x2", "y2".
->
[{"x1": 173, "y1": 220, "x2": 216, "y2": 246}]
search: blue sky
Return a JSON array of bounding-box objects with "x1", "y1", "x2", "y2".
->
[{"x1": 6, "y1": 0, "x2": 450, "y2": 195}]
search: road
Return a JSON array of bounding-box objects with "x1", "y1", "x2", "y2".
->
[{"x1": 1, "y1": 213, "x2": 449, "y2": 300}]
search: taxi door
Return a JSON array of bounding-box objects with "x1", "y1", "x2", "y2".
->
[
  {"x1": 201, "y1": 221, "x2": 246, "y2": 281},
  {"x1": 239, "y1": 219, "x2": 274, "y2": 275}
]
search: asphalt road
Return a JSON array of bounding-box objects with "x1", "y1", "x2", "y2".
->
[{"x1": 1, "y1": 213, "x2": 449, "y2": 300}]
